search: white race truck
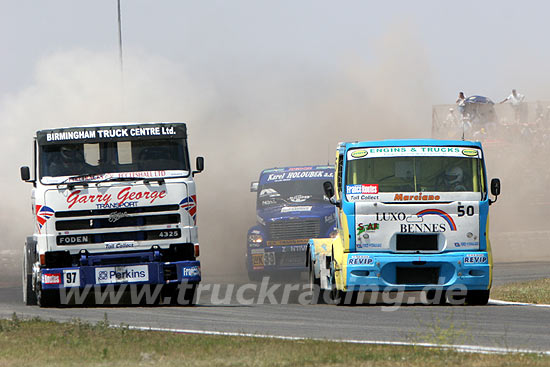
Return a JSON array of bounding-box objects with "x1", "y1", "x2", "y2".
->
[{"x1": 21, "y1": 122, "x2": 203, "y2": 307}]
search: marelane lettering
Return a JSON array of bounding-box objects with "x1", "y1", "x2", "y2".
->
[
  {"x1": 46, "y1": 126, "x2": 176, "y2": 142},
  {"x1": 394, "y1": 193, "x2": 440, "y2": 201},
  {"x1": 66, "y1": 187, "x2": 166, "y2": 209}
]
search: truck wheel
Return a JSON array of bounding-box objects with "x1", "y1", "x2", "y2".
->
[
  {"x1": 465, "y1": 290, "x2": 490, "y2": 305},
  {"x1": 23, "y1": 239, "x2": 37, "y2": 306},
  {"x1": 181, "y1": 283, "x2": 197, "y2": 306},
  {"x1": 309, "y1": 264, "x2": 328, "y2": 304},
  {"x1": 38, "y1": 288, "x2": 60, "y2": 308},
  {"x1": 247, "y1": 271, "x2": 263, "y2": 282}
]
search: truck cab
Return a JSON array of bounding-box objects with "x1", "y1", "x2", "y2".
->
[
  {"x1": 21, "y1": 122, "x2": 204, "y2": 306},
  {"x1": 246, "y1": 166, "x2": 336, "y2": 281},
  {"x1": 309, "y1": 140, "x2": 501, "y2": 305}
]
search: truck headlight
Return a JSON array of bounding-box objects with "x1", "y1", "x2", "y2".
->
[{"x1": 248, "y1": 234, "x2": 263, "y2": 246}]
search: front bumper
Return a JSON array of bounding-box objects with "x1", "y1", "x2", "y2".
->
[
  {"x1": 247, "y1": 244, "x2": 308, "y2": 272},
  {"x1": 40, "y1": 260, "x2": 201, "y2": 290},
  {"x1": 343, "y1": 252, "x2": 490, "y2": 291}
]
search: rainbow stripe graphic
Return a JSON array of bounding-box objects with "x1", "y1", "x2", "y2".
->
[{"x1": 416, "y1": 208, "x2": 457, "y2": 231}]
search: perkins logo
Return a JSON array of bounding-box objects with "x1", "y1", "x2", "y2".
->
[
  {"x1": 182, "y1": 266, "x2": 201, "y2": 278},
  {"x1": 95, "y1": 265, "x2": 149, "y2": 284},
  {"x1": 348, "y1": 255, "x2": 374, "y2": 266}
]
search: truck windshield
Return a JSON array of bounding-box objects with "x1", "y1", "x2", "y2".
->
[
  {"x1": 40, "y1": 138, "x2": 189, "y2": 181},
  {"x1": 257, "y1": 180, "x2": 329, "y2": 209},
  {"x1": 346, "y1": 156, "x2": 485, "y2": 193}
]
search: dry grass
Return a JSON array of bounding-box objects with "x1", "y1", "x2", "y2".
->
[
  {"x1": 0, "y1": 314, "x2": 548, "y2": 367},
  {"x1": 492, "y1": 278, "x2": 550, "y2": 304}
]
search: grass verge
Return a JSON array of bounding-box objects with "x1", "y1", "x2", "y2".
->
[
  {"x1": 492, "y1": 278, "x2": 550, "y2": 304},
  {"x1": 0, "y1": 314, "x2": 548, "y2": 367}
]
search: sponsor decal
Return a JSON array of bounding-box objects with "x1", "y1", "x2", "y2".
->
[
  {"x1": 58, "y1": 235, "x2": 89, "y2": 245},
  {"x1": 357, "y1": 222, "x2": 379, "y2": 235},
  {"x1": 65, "y1": 171, "x2": 169, "y2": 183},
  {"x1": 464, "y1": 254, "x2": 488, "y2": 264},
  {"x1": 108, "y1": 211, "x2": 129, "y2": 223},
  {"x1": 357, "y1": 243, "x2": 382, "y2": 249},
  {"x1": 280, "y1": 206, "x2": 312, "y2": 213},
  {"x1": 350, "y1": 149, "x2": 368, "y2": 158},
  {"x1": 376, "y1": 212, "x2": 406, "y2": 221},
  {"x1": 265, "y1": 170, "x2": 333, "y2": 182},
  {"x1": 42, "y1": 273, "x2": 61, "y2": 285},
  {"x1": 400, "y1": 223, "x2": 446, "y2": 233},
  {"x1": 348, "y1": 146, "x2": 471, "y2": 159},
  {"x1": 348, "y1": 255, "x2": 374, "y2": 266},
  {"x1": 182, "y1": 266, "x2": 201, "y2": 278},
  {"x1": 324, "y1": 213, "x2": 336, "y2": 223},
  {"x1": 289, "y1": 194, "x2": 311, "y2": 203},
  {"x1": 36, "y1": 205, "x2": 55, "y2": 233},
  {"x1": 105, "y1": 242, "x2": 135, "y2": 249},
  {"x1": 180, "y1": 195, "x2": 197, "y2": 224},
  {"x1": 462, "y1": 149, "x2": 479, "y2": 157},
  {"x1": 266, "y1": 238, "x2": 310, "y2": 246},
  {"x1": 45, "y1": 126, "x2": 177, "y2": 142},
  {"x1": 347, "y1": 194, "x2": 380, "y2": 201},
  {"x1": 416, "y1": 209, "x2": 457, "y2": 231},
  {"x1": 66, "y1": 187, "x2": 167, "y2": 209},
  {"x1": 346, "y1": 184, "x2": 379, "y2": 195},
  {"x1": 95, "y1": 265, "x2": 149, "y2": 284},
  {"x1": 454, "y1": 242, "x2": 479, "y2": 248},
  {"x1": 394, "y1": 193, "x2": 441, "y2": 201}
]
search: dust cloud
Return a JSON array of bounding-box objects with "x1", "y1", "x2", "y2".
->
[{"x1": 0, "y1": 25, "x2": 545, "y2": 288}]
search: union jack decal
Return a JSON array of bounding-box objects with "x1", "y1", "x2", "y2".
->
[
  {"x1": 36, "y1": 205, "x2": 55, "y2": 232},
  {"x1": 179, "y1": 195, "x2": 197, "y2": 225}
]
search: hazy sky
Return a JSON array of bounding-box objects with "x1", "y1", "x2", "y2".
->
[
  {"x1": 2, "y1": 1, "x2": 550, "y2": 103},
  {"x1": 1, "y1": 1, "x2": 548, "y2": 267}
]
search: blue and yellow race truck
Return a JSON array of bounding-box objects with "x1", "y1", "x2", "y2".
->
[
  {"x1": 246, "y1": 165, "x2": 336, "y2": 281},
  {"x1": 309, "y1": 140, "x2": 501, "y2": 305}
]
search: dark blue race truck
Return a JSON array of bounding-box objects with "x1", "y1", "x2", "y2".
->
[{"x1": 246, "y1": 165, "x2": 336, "y2": 281}]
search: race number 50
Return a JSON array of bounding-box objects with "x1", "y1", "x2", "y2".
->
[{"x1": 457, "y1": 205, "x2": 474, "y2": 217}]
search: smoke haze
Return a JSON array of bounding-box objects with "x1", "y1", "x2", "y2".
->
[{"x1": 0, "y1": 24, "x2": 547, "y2": 285}]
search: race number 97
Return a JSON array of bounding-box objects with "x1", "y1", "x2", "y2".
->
[{"x1": 63, "y1": 269, "x2": 80, "y2": 287}]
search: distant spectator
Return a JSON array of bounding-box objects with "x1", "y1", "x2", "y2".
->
[
  {"x1": 499, "y1": 89, "x2": 525, "y2": 123},
  {"x1": 456, "y1": 92, "x2": 466, "y2": 117}
]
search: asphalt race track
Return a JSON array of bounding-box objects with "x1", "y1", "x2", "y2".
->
[{"x1": 0, "y1": 262, "x2": 548, "y2": 352}]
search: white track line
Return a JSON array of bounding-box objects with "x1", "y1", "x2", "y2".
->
[
  {"x1": 122, "y1": 325, "x2": 550, "y2": 356},
  {"x1": 489, "y1": 298, "x2": 550, "y2": 308}
]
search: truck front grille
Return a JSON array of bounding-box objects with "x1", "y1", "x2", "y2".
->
[
  {"x1": 56, "y1": 214, "x2": 180, "y2": 231},
  {"x1": 268, "y1": 218, "x2": 320, "y2": 241},
  {"x1": 55, "y1": 205, "x2": 182, "y2": 246}
]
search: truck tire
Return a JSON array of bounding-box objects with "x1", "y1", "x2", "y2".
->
[
  {"x1": 465, "y1": 290, "x2": 490, "y2": 305},
  {"x1": 38, "y1": 288, "x2": 60, "y2": 308},
  {"x1": 247, "y1": 271, "x2": 263, "y2": 282},
  {"x1": 309, "y1": 264, "x2": 329, "y2": 304},
  {"x1": 23, "y1": 238, "x2": 37, "y2": 306}
]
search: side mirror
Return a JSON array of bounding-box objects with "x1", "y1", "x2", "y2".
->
[
  {"x1": 323, "y1": 181, "x2": 340, "y2": 207},
  {"x1": 250, "y1": 181, "x2": 259, "y2": 192},
  {"x1": 20, "y1": 166, "x2": 31, "y2": 182},
  {"x1": 489, "y1": 178, "x2": 500, "y2": 205},
  {"x1": 323, "y1": 181, "x2": 335, "y2": 198},
  {"x1": 192, "y1": 156, "x2": 204, "y2": 176}
]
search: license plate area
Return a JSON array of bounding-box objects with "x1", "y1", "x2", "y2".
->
[
  {"x1": 396, "y1": 234, "x2": 438, "y2": 251},
  {"x1": 396, "y1": 267, "x2": 439, "y2": 284}
]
